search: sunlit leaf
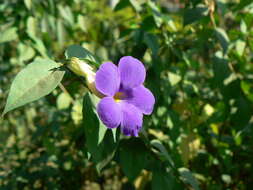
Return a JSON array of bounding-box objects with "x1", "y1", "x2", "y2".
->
[
  {"x1": 3, "y1": 59, "x2": 65, "y2": 115},
  {"x1": 0, "y1": 27, "x2": 18, "y2": 43}
]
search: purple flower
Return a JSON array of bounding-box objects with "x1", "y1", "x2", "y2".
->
[{"x1": 95, "y1": 56, "x2": 155, "y2": 137}]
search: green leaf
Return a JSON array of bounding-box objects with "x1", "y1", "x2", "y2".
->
[
  {"x1": 183, "y1": 6, "x2": 209, "y2": 26},
  {"x1": 26, "y1": 17, "x2": 37, "y2": 38},
  {"x1": 58, "y1": 5, "x2": 74, "y2": 26},
  {"x1": 119, "y1": 138, "x2": 148, "y2": 181},
  {"x1": 18, "y1": 43, "x2": 35, "y2": 62},
  {"x1": 240, "y1": 20, "x2": 247, "y2": 34},
  {"x1": 24, "y1": 0, "x2": 32, "y2": 10},
  {"x1": 83, "y1": 93, "x2": 118, "y2": 171},
  {"x1": 65, "y1": 45, "x2": 98, "y2": 64},
  {"x1": 3, "y1": 59, "x2": 65, "y2": 115},
  {"x1": 235, "y1": 39, "x2": 246, "y2": 56},
  {"x1": 129, "y1": 0, "x2": 142, "y2": 12},
  {"x1": 0, "y1": 27, "x2": 18, "y2": 43},
  {"x1": 179, "y1": 168, "x2": 200, "y2": 190},
  {"x1": 30, "y1": 36, "x2": 49, "y2": 58},
  {"x1": 241, "y1": 80, "x2": 253, "y2": 102},
  {"x1": 57, "y1": 19, "x2": 66, "y2": 47},
  {"x1": 215, "y1": 27, "x2": 230, "y2": 54},
  {"x1": 144, "y1": 33, "x2": 159, "y2": 56},
  {"x1": 168, "y1": 72, "x2": 181, "y2": 86},
  {"x1": 212, "y1": 51, "x2": 231, "y2": 87},
  {"x1": 57, "y1": 92, "x2": 72, "y2": 110},
  {"x1": 114, "y1": 0, "x2": 131, "y2": 11},
  {"x1": 148, "y1": 1, "x2": 163, "y2": 27},
  {"x1": 151, "y1": 139, "x2": 175, "y2": 167},
  {"x1": 152, "y1": 169, "x2": 176, "y2": 190}
]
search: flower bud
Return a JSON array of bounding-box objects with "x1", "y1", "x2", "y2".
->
[{"x1": 67, "y1": 57, "x2": 103, "y2": 98}]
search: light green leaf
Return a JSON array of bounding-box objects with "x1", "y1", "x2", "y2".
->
[
  {"x1": 57, "y1": 19, "x2": 66, "y2": 47},
  {"x1": 129, "y1": 0, "x2": 142, "y2": 12},
  {"x1": 3, "y1": 59, "x2": 65, "y2": 115},
  {"x1": 57, "y1": 92, "x2": 72, "y2": 110},
  {"x1": 0, "y1": 27, "x2": 18, "y2": 43},
  {"x1": 168, "y1": 72, "x2": 181, "y2": 86},
  {"x1": 18, "y1": 43, "x2": 35, "y2": 62},
  {"x1": 24, "y1": 0, "x2": 32, "y2": 10},
  {"x1": 26, "y1": 17, "x2": 37, "y2": 38},
  {"x1": 235, "y1": 39, "x2": 246, "y2": 56},
  {"x1": 58, "y1": 5, "x2": 74, "y2": 26},
  {"x1": 240, "y1": 20, "x2": 247, "y2": 34},
  {"x1": 30, "y1": 36, "x2": 49, "y2": 58}
]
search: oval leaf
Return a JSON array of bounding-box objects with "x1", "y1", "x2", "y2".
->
[{"x1": 3, "y1": 59, "x2": 65, "y2": 115}]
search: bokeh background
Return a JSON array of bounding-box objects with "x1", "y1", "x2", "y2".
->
[{"x1": 1, "y1": 0, "x2": 253, "y2": 189}]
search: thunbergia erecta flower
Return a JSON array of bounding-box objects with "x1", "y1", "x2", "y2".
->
[{"x1": 95, "y1": 56, "x2": 155, "y2": 137}]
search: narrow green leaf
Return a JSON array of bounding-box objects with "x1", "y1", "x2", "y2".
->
[
  {"x1": 148, "y1": 1, "x2": 163, "y2": 27},
  {"x1": 58, "y1": 5, "x2": 74, "y2": 26},
  {"x1": 240, "y1": 20, "x2": 247, "y2": 34},
  {"x1": 179, "y1": 168, "x2": 200, "y2": 190},
  {"x1": 26, "y1": 17, "x2": 37, "y2": 38},
  {"x1": 83, "y1": 93, "x2": 118, "y2": 172},
  {"x1": 151, "y1": 139, "x2": 175, "y2": 167},
  {"x1": 215, "y1": 27, "x2": 230, "y2": 53},
  {"x1": 57, "y1": 19, "x2": 66, "y2": 47},
  {"x1": 3, "y1": 59, "x2": 65, "y2": 115},
  {"x1": 24, "y1": 0, "x2": 32, "y2": 10},
  {"x1": 144, "y1": 33, "x2": 159, "y2": 56}
]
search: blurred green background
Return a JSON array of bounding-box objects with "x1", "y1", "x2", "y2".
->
[{"x1": 1, "y1": 0, "x2": 253, "y2": 189}]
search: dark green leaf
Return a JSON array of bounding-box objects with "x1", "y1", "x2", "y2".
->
[
  {"x1": 83, "y1": 93, "x2": 119, "y2": 172},
  {"x1": 152, "y1": 169, "x2": 175, "y2": 190},
  {"x1": 65, "y1": 45, "x2": 98, "y2": 64},
  {"x1": 183, "y1": 6, "x2": 209, "y2": 26},
  {"x1": 179, "y1": 167, "x2": 200, "y2": 190},
  {"x1": 119, "y1": 138, "x2": 148, "y2": 181},
  {"x1": 215, "y1": 28, "x2": 230, "y2": 54}
]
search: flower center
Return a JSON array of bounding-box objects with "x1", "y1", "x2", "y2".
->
[{"x1": 114, "y1": 92, "x2": 125, "y2": 102}]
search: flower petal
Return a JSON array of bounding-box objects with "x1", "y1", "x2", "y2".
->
[
  {"x1": 125, "y1": 85, "x2": 155, "y2": 115},
  {"x1": 120, "y1": 102, "x2": 143, "y2": 137},
  {"x1": 95, "y1": 62, "x2": 120, "y2": 96},
  {"x1": 97, "y1": 97, "x2": 121, "y2": 128},
  {"x1": 118, "y1": 56, "x2": 146, "y2": 89}
]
